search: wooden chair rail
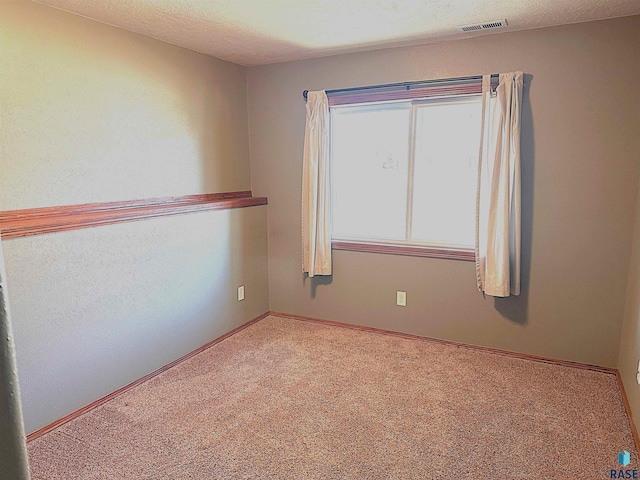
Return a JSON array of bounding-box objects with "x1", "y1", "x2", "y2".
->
[{"x1": 0, "y1": 192, "x2": 267, "y2": 240}]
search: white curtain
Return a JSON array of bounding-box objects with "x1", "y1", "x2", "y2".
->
[
  {"x1": 302, "y1": 90, "x2": 332, "y2": 277},
  {"x1": 475, "y1": 71, "x2": 524, "y2": 297}
]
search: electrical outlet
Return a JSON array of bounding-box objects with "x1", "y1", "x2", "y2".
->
[
  {"x1": 396, "y1": 290, "x2": 407, "y2": 307},
  {"x1": 237, "y1": 285, "x2": 245, "y2": 301},
  {"x1": 637, "y1": 360, "x2": 640, "y2": 385}
]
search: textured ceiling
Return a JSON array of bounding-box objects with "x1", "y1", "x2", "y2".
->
[{"x1": 34, "y1": 0, "x2": 640, "y2": 66}]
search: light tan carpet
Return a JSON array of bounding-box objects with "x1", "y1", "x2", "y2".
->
[{"x1": 28, "y1": 315, "x2": 637, "y2": 479}]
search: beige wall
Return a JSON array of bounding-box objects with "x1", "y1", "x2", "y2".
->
[
  {"x1": 619, "y1": 174, "x2": 640, "y2": 430},
  {"x1": 247, "y1": 16, "x2": 640, "y2": 367},
  {"x1": 4, "y1": 207, "x2": 268, "y2": 434},
  {"x1": 1, "y1": 1, "x2": 250, "y2": 209},
  {"x1": 1, "y1": 1, "x2": 269, "y2": 433}
]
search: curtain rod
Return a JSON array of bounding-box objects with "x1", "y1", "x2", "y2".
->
[{"x1": 302, "y1": 74, "x2": 498, "y2": 101}]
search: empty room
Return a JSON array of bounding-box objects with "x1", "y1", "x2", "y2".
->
[{"x1": 1, "y1": 0, "x2": 640, "y2": 478}]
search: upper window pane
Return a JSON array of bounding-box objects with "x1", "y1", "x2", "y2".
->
[
  {"x1": 331, "y1": 103, "x2": 411, "y2": 241},
  {"x1": 410, "y1": 97, "x2": 482, "y2": 247}
]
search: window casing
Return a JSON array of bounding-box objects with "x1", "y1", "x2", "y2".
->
[{"x1": 330, "y1": 93, "x2": 482, "y2": 260}]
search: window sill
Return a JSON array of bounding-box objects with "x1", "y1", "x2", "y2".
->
[{"x1": 331, "y1": 240, "x2": 474, "y2": 261}]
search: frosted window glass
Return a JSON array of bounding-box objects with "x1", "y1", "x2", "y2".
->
[
  {"x1": 331, "y1": 104, "x2": 410, "y2": 241},
  {"x1": 411, "y1": 98, "x2": 481, "y2": 247}
]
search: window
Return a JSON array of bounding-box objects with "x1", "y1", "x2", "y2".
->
[{"x1": 330, "y1": 93, "x2": 482, "y2": 259}]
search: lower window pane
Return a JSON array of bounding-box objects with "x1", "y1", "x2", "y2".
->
[
  {"x1": 331, "y1": 103, "x2": 410, "y2": 241},
  {"x1": 411, "y1": 97, "x2": 481, "y2": 247}
]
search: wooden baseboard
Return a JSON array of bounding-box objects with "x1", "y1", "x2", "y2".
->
[
  {"x1": 272, "y1": 311, "x2": 640, "y2": 449},
  {"x1": 26, "y1": 312, "x2": 270, "y2": 442},
  {"x1": 269, "y1": 311, "x2": 617, "y2": 375},
  {"x1": 616, "y1": 371, "x2": 640, "y2": 455},
  {"x1": 28, "y1": 310, "x2": 630, "y2": 450}
]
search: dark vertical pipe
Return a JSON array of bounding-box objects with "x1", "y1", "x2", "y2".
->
[{"x1": 0, "y1": 239, "x2": 30, "y2": 479}]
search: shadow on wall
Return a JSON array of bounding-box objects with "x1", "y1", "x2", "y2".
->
[
  {"x1": 494, "y1": 74, "x2": 535, "y2": 325},
  {"x1": 303, "y1": 273, "x2": 333, "y2": 299}
]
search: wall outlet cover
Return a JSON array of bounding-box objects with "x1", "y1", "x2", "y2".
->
[
  {"x1": 237, "y1": 285, "x2": 245, "y2": 301},
  {"x1": 396, "y1": 290, "x2": 407, "y2": 307}
]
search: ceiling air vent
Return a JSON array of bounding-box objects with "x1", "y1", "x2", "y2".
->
[{"x1": 457, "y1": 19, "x2": 508, "y2": 33}]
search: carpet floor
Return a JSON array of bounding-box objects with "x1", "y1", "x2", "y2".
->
[{"x1": 28, "y1": 315, "x2": 637, "y2": 479}]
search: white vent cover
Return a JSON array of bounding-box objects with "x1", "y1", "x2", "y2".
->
[{"x1": 457, "y1": 19, "x2": 508, "y2": 33}]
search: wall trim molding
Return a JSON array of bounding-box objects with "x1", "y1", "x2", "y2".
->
[
  {"x1": 26, "y1": 311, "x2": 271, "y2": 442},
  {"x1": 0, "y1": 191, "x2": 268, "y2": 240},
  {"x1": 617, "y1": 371, "x2": 640, "y2": 455},
  {"x1": 270, "y1": 311, "x2": 617, "y2": 374}
]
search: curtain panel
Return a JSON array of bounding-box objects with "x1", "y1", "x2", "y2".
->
[
  {"x1": 301, "y1": 90, "x2": 332, "y2": 277},
  {"x1": 475, "y1": 71, "x2": 524, "y2": 297}
]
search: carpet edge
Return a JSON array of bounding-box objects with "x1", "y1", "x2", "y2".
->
[
  {"x1": 27, "y1": 310, "x2": 626, "y2": 446},
  {"x1": 269, "y1": 311, "x2": 617, "y2": 374},
  {"x1": 26, "y1": 311, "x2": 271, "y2": 442}
]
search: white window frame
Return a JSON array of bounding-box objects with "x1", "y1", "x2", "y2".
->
[{"x1": 330, "y1": 93, "x2": 481, "y2": 261}]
